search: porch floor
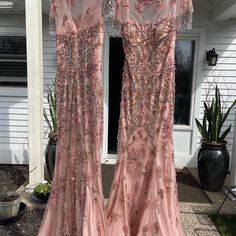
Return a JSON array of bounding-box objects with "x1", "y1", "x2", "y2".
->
[{"x1": 0, "y1": 165, "x2": 235, "y2": 235}]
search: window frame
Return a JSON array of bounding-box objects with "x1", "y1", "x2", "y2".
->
[{"x1": 102, "y1": 24, "x2": 205, "y2": 162}]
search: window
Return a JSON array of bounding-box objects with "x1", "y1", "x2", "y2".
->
[
  {"x1": 0, "y1": 36, "x2": 27, "y2": 86},
  {"x1": 106, "y1": 37, "x2": 196, "y2": 155},
  {"x1": 175, "y1": 40, "x2": 195, "y2": 125}
]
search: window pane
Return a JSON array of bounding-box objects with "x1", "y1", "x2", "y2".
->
[
  {"x1": 0, "y1": 37, "x2": 26, "y2": 55},
  {"x1": 0, "y1": 36, "x2": 27, "y2": 84},
  {"x1": 0, "y1": 61, "x2": 27, "y2": 77},
  {"x1": 174, "y1": 40, "x2": 195, "y2": 125},
  {"x1": 108, "y1": 38, "x2": 124, "y2": 154}
]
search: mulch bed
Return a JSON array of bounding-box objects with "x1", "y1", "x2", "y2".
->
[
  {"x1": 0, "y1": 164, "x2": 43, "y2": 236},
  {"x1": 0, "y1": 165, "x2": 28, "y2": 193},
  {"x1": 0, "y1": 209, "x2": 44, "y2": 236}
]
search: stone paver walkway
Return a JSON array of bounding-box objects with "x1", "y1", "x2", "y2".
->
[{"x1": 180, "y1": 168, "x2": 236, "y2": 236}]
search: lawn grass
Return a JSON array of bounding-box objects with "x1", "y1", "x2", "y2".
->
[{"x1": 210, "y1": 214, "x2": 236, "y2": 236}]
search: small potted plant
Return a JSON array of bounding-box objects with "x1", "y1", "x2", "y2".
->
[
  {"x1": 0, "y1": 166, "x2": 36, "y2": 218},
  {"x1": 33, "y1": 181, "x2": 52, "y2": 202},
  {"x1": 44, "y1": 81, "x2": 57, "y2": 180},
  {"x1": 195, "y1": 85, "x2": 236, "y2": 192},
  {"x1": 0, "y1": 192, "x2": 21, "y2": 218}
]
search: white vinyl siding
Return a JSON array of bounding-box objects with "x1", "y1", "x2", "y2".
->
[
  {"x1": 0, "y1": 15, "x2": 28, "y2": 164},
  {"x1": 0, "y1": 15, "x2": 56, "y2": 164}
]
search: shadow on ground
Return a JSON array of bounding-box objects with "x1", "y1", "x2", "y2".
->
[{"x1": 102, "y1": 165, "x2": 211, "y2": 203}]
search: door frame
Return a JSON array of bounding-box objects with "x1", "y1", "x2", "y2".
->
[{"x1": 102, "y1": 24, "x2": 206, "y2": 167}]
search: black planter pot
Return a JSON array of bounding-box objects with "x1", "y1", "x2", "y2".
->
[
  {"x1": 45, "y1": 140, "x2": 56, "y2": 180},
  {"x1": 32, "y1": 191, "x2": 49, "y2": 203},
  {"x1": 198, "y1": 141, "x2": 229, "y2": 192}
]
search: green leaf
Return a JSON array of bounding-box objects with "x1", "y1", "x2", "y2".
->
[
  {"x1": 203, "y1": 112, "x2": 207, "y2": 130},
  {"x1": 212, "y1": 96, "x2": 218, "y2": 142},
  {"x1": 48, "y1": 88, "x2": 57, "y2": 133},
  {"x1": 204, "y1": 102, "x2": 210, "y2": 120},
  {"x1": 215, "y1": 86, "x2": 222, "y2": 142},
  {"x1": 195, "y1": 118, "x2": 209, "y2": 141},
  {"x1": 215, "y1": 86, "x2": 220, "y2": 108},
  {"x1": 204, "y1": 101, "x2": 212, "y2": 138},
  {"x1": 213, "y1": 86, "x2": 222, "y2": 142},
  {"x1": 219, "y1": 125, "x2": 231, "y2": 142},
  {"x1": 43, "y1": 108, "x2": 53, "y2": 132},
  {"x1": 215, "y1": 108, "x2": 222, "y2": 143},
  {"x1": 43, "y1": 79, "x2": 57, "y2": 136},
  {"x1": 209, "y1": 99, "x2": 215, "y2": 140}
]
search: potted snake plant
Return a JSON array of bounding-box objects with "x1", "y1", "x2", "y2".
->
[
  {"x1": 44, "y1": 82, "x2": 57, "y2": 180},
  {"x1": 195, "y1": 85, "x2": 236, "y2": 192}
]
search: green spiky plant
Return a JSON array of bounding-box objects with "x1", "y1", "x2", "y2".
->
[
  {"x1": 195, "y1": 86, "x2": 236, "y2": 144},
  {"x1": 44, "y1": 82, "x2": 57, "y2": 142}
]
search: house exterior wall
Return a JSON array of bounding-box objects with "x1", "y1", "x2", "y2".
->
[
  {"x1": 192, "y1": 3, "x2": 236, "y2": 168},
  {"x1": 0, "y1": 15, "x2": 28, "y2": 164},
  {"x1": 0, "y1": 15, "x2": 56, "y2": 164},
  {"x1": 0, "y1": 5, "x2": 235, "y2": 168}
]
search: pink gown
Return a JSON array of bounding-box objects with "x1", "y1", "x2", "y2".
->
[
  {"x1": 106, "y1": 0, "x2": 193, "y2": 235},
  {"x1": 38, "y1": 0, "x2": 107, "y2": 235}
]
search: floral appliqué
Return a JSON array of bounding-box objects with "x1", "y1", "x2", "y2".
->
[{"x1": 136, "y1": 0, "x2": 163, "y2": 14}]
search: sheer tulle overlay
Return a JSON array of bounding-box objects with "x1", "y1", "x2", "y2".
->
[
  {"x1": 106, "y1": 1, "x2": 193, "y2": 236},
  {"x1": 38, "y1": 1, "x2": 107, "y2": 235}
]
